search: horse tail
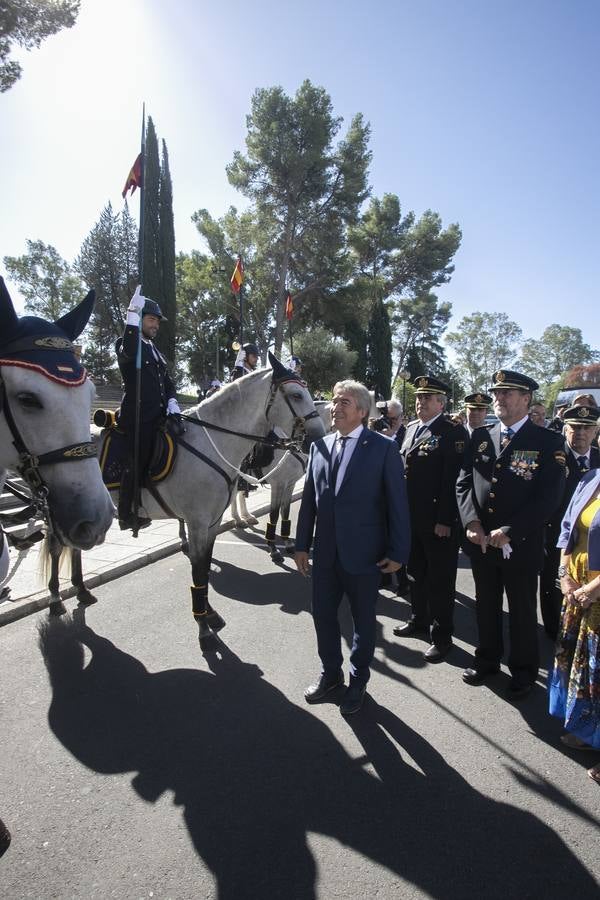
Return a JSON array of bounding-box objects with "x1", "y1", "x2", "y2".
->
[{"x1": 39, "y1": 535, "x2": 71, "y2": 584}]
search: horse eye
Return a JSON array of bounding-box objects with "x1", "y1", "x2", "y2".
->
[{"x1": 16, "y1": 392, "x2": 43, "y2": 410}]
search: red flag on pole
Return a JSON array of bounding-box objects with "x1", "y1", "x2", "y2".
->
[
  {"x1": 285, "y1": 292, "x2": 294, "y2": 320},
  {"x1": 122, "y1": 153, "x2": 143, "y2": 199},
  {"x1": 230, "y1": 257, "x2": 244, "y2": 294}
]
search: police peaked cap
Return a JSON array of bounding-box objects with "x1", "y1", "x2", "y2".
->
[
  {"x1": 490, "y1": 369, "x2": 538, "y2": 392},
  {"x1": 464, "y1": 392, "x2": 492, "y2": 408},
  {"x1": 142, "y1": 298, "x2": 167, "y2": 321},
  {"x1": 413, "y1": 374, "x2": 450, "y2": 395},
  {"x1": 562, "y1": 405, "x2": 600, "y2": 426}
]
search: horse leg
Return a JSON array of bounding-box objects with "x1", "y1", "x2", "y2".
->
[
  {"x1": 230, "y1": 481, "x2": 247, "y2": 528},
  {"x1": 189, "y1": 532, "x2": 223, "y2": 650},
  {"x1": 280, "y1": 499, "x2": 294, "y2": 553},
  {"x1": 266, "y1": 507, "x2": 284, "y2": 564},
  {"x1": 179, "y1": 519, "x2": 189, "y2": 557},
  {"x1": 47, "y1": 535, "x2": 67, "y2": 617},
  {"x1": 239, "y1": 491, "x2": 258, "y2": 526},
  {"x1": 71, "y1": 549, "x2": 97, "y2": 606}
]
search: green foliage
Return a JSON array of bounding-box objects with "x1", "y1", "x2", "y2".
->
[
  {"x1": 289, "y1": 328, "x2": 357, "y2": 394},
  {"x1": 0, "y1": 0, "x2": 80, "y2": 92},
  {"x1": 3, "y1": 239, "x2": 83, "y2": 320},
  {"x1": 159, "y1": 140, "x2": 176, "y2": 365},
  {"x1": 75, "y1": 203, "x2": 137, "y2": 383},
  {"x1": 445, "y1": 311, "x2": 522, "y2": 391},
  {"x1": 519, "y1": 325, "x2": 599, "y2": 388},
  {"x1": 225, "y1": 80, "x2": 371, "y2": 353},
  {"x1": 392, "y1": 292, "x2": 453, "y2": 382},
  {"x1": 141, "y1": 117, "x2": 161, "y2": 308},
  {"x1": 364, "y1": 297, "x2": 392, "y2": 398}
]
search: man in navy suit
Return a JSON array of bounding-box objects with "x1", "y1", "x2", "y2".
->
[{"x1": 295, "y1": 380, "x2": 411, "y2": 715}]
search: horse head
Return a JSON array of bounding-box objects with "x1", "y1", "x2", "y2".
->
[
  {"x1": 266, "y1": 352, "x2": 325, "y2": 445},
  {"x1": 0, "y1": 277, "x2": 114, "y2": 549}
]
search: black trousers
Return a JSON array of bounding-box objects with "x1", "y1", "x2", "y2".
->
[
  {"x1": 407, "y1": 526, "x2": 459, "y2": 645},
  {"x1": 540, "y1": 540, "x2": 562, "y2": 639},
  {"x1": 470, "y1": 550, "x2": 539, "y2": 684},
  {"x1": 118, "y1": 418, "x2": 159, "y2": 519}
]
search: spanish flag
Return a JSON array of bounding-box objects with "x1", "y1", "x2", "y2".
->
[
  {"x1": 285, "y1": 292, "x2": 294, "y2": 320},
  {"x1": 122, "y1": 153, "x2": 143, "y2": 199},
  {"x1": 230, "y1": 257, "x2": 244, "y2": 294}
]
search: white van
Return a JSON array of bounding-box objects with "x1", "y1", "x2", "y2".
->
[{"x1": 553, "y1": 387, "x2": 600, "y2": 415}]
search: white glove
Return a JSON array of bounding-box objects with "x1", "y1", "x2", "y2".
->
[
  {"x1": 167, "y1": 398, "x2": 181, "y2": 415},
  {"x1": 234, "y1": 349, "x2": 246, "y2": 368},
  {"x1": 502, "y1": 543, "x2": 513, "y2": 560},
  {"x1": 128, "y1": 286, "x2": 146, "y2": 313}
]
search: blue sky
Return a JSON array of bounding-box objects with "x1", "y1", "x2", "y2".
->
[{"x1": 1, "y1": 0, "x2": 598, "y2": 351}]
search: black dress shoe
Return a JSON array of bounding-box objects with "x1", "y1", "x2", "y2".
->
[
  {"x1": 506, "y1": 679, "x2": 533, "y2": 700},
  {"x1": 393, "y1": 621, "x2": 429, "y2": 638},
  {"x1": 0, "y1": 817, "x2": 11, "y2": 858},
  {"x1": 304, "y1": 672, "x2": 344, "y2": 704},
  {"x1": 424, "y1": 642, "x2": 453, "y2": 662},
  {"x1": 339, "y1": 683, "x2": 367, "y2": 716},
  {"x1": 462, "y1": 666, "x2": 500, "y2": 686}
]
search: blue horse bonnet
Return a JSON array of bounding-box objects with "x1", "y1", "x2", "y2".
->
[{"x1": 0, "y1": 315, "x2": 87, "y2": 386}]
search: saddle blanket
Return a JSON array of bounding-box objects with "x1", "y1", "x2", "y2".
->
[{"x1": 98, "y1": 423, "x2": 177, "y2": 490}]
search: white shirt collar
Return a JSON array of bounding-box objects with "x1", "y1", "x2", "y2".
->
[
  {"x1": 500, "y1": 414, "x2": 529, "y2": 435},
  {"x1": 336, "y1": 424, "x2": 364, "y2": 442},
  {"x1": 419, "y1": 413, "x2": 442, "y2": 429}
]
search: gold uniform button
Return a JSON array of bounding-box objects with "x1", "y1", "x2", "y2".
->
[
  {"x1": 492, "y1": 477, "x2": 498, "y2": 483},
  {"x1": 488, "y1": 508, "x2": 494, "y2": 513},
  {"x1": 489, "y1": 492, "x2": 495, "y2": 498},
  {"x1": 495, "y1": 464, "x2": 501, "y2": 470}
]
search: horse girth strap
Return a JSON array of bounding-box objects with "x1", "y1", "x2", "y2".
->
[{"x1": 176, "y1": 436, "x2": 234, "y2": 491}]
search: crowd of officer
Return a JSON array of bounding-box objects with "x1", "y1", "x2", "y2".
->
[{"x1": 371, "y1": 371, "x2": 600, "y2": 706}]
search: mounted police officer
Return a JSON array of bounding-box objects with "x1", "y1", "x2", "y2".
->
[
  {"x1": 457, "y1": 369, "x2": 565, "y2": 699},
  {"x1": 394, "y1": 375, "x2": 468, "y2": 662},
  {"x1": 231, "y1": 342, "x2": 259, "y2": 380},
  {"x1": 540, "y1": 404, "x2": 600, "y2": 639},
  {"x1": 116, "y1": 286, "x2": 180, "y2": 531}
]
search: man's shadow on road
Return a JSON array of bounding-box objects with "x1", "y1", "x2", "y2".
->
[{"x1": 38, "y1": 613, "x2": 598, "y2": 900}]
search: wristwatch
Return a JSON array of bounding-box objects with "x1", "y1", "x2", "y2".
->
[{"x1": 558, "y1": 564, "x2": 568, "y2": 578}]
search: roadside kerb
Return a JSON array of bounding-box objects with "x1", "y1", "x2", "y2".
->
[{"x1": 0, "y1": 486, "x2": 303, "y2": 628}]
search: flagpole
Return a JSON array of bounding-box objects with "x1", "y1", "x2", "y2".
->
[
  {"x1": 132, "y1": 102, "x2": 146, "y2": 538},
  {"x1": 239, "y1": 255, "x2": 244, "y2": 347},
  {"x1": 289, "y1": 314, "x2": 293, "y2": 356}
]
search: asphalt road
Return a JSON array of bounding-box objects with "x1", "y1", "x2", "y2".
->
[{"x1": 1, "y1": 507, "x2": 599, "y2": 900}]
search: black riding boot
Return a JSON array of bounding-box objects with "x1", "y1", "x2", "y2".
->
[{"x1": 118, "y1": 467, "x2": 151, "y2": 532}]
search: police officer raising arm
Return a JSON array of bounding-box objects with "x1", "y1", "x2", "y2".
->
[{"x1": 116, "y1": 286, "x2": 180, "y2": 531}]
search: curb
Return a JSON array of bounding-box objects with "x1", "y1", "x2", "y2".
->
[{"x1": 0, "y1": 488, "x2": 303, "y2": 628}]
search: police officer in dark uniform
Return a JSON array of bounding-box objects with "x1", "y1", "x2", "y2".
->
[
  {"x1": 116, "y1": 286, "x2": 180, "y2": 530},
  {"x1": 540, "y1": 404, "x2": 600, "y2": 639},
  {"x1": 231, "y1": 342, "x2": 259, "y2": 380},
  {"x1": 394, "y1": 375, "x2": 468, "y2": 661},
  {"x1": 457, "y1": 369, "x2": 566, "y2": 698},
  {"x1": 464, "y1": 392, "x2": 493, "y2": 436}
]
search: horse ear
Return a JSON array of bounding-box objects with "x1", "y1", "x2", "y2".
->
[
  {"x1": 268, "y1": 350, "x2": 291, "y2": 381},
  {"x1": 0, "y1": 276, "x2": 19, "y2": 336},
  {"x1": 54, "y1": 289, "x2": 96, "y2": 340}
]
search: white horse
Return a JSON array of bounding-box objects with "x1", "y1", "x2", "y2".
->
[
  {"x1": 0, "y1": 279, "x2": 114, "y2": 555},
  {"x1": 100, "y1": 354, "x2": 325, "y2": 648},
  {"x1": 230, "y1": 401, "x2": 333, "y2": 562}
]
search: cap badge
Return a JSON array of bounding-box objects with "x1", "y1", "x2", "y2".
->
[
  {"x1": 579, "y1": 407, "x2": 589, "y2": 417},
  {"x1": 416, "y1": 377, "x2": 428, "y2": 388},
  {"x1": 496, "y1": 371, "x2": 506, "y2": 383}
]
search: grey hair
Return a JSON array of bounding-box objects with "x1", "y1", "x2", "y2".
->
[
  {"x1": 333, "y1": 380, "x2": 372, "y2": 416},
  {"x1": 387, "y1": 399, "x2": 402, "y2": 415}
]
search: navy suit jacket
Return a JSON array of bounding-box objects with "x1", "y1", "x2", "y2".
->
[{"x1": 295, "y1": 427, "x2": 411, "y2": 575}]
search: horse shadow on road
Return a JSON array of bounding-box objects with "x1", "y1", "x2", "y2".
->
[{"x1": 38, "y1": 613, "x2": 598, "y2": 900}]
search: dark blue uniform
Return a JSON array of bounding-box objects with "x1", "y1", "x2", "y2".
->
[{"x1": 456, "y1": 419, "x2": 565, "y2": 683}]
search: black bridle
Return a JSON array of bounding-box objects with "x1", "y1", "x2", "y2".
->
[
  {"x1": 181, "y1": 372, "x2": 320, "y2": 450},
  {"x1": 0, "y1": 372, "x2": 97, "y2": 507}
]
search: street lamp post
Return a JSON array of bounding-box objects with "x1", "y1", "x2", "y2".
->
[{"x1": 399, "y1": 369, "x2": 411, "y2": 415}]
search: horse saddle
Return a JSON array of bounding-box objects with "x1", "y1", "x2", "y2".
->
[{"x1": 98, "y1": 415, "x2": 178, "y2": 490}]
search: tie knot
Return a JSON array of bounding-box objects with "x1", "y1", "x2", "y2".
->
[{"x1": 578, "y1": 455, "x2": 588, "y2": 470}]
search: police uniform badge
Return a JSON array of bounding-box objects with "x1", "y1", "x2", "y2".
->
[
  {"x1": 578, "y1": 407, "x2": 590, "y2": 418},
  {"x1": 478, "y1": 441, "x2": 488, "y2": 452},
  {"x1": 416, "y1": 376, "x2": 428, "y2": 388},
  {"x1": 554, "y1": 450, "x2": 567, "y2": 466},
  {"x1": 455, "y1": 440, "x2": 465, "y2": 452}
]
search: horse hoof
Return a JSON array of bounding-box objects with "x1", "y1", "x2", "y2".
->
[
  {"x1": 271, "y1": 550, "x2": 284, "y2": 564},
  {"x1": 234, "y1": 519, "x2": 247, "y2": 529},
  {"x1": 49, "y1": 601, "x2": 67, "y2": 617},
  {"x1": 206, "y1": 611, "x2": 226, "y2": 632},
  {"x1": 77, "y1": 590, "x2": 98, "y2": 607},
  {"x1": 244, "y1": 516, "x2": 259, "y2": 526},
  {"x1": 199, "y1": 630, "x2": 221, "y2": 651}
]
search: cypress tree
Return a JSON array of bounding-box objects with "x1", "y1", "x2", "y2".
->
[
  {"x1": 365, "y1": 297, "x2": 392, "y2": 399},
  {"x1": 141, "y1": 116, "x2": 161, "y2": 305},
  {"x1": 158, "y1": 139, "x2": 176, "y2": 365}
]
